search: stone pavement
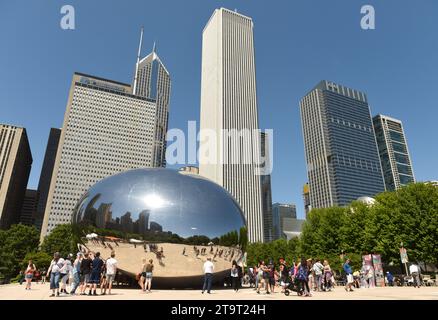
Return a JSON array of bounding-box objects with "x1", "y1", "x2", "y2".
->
[{"x1": 1, "y1": 283, "x2": 437, "y2": 300}]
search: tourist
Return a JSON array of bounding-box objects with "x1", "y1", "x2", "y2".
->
[
  {"x1": 41, "y1": 268, "x2": 47, "y2": 284},
  {"x1": 409, "y1": 262, "x2": 421, "y2": 288},
  {"x1": 139, "y1": 258, "x2": 147, "y2": 291},
  {"x1": 90, "y1": 252, "x2": 104, "y2": 295},
  {"x1": 261, "y1": 261, "x2": 271, "y2": 294},
  {"x1": 79, "y1": 252, "x2": 92, "y2": 295},
  {"x1": 297, "y1": 257, "x2": 311, "y2": 297},
  {"x1": 24, "y1": 260, "x2": 36, "y2": 290},
  {"x1": 60, "y1": 254, "x2": 73, "y2": 294},
  {"x1": 202, "y1": 257, "x2": 214, "y2": 294},
  {"x1": 343, "y1": 259, "x2": 354, "y2": 292},
  {"x1": 104, "y1": 252, "x2": 117, "y2": 295},
  {"x1": 367, "y1": 266, "x2": 375, "y2": 288},
  {"x1": 99, "y1": 261, "x2": 107, "y2": 295},
  {"x1": 145, "y1": 259, "x2": 154, "y2": 293},
  {"x1": 47, "y1": 252, "x2": 63, "y2": 297},
  {"x1": 70, "y1": 253, "x2": 82, "y2": 295},
  {"x1": 386, "y1": 271, "x2": 394, "y2": 287},
  {"x1": 313, "y1": 259, "x2": 324, "y2": 291},
  {"x1": 267, "y1": 261, "x2": 276, "y2": 293},
  {"x1": 323, "y1": 260, "x2": 333, "y2": 291},
  {"x1": 256, "y1": 262, "x2": 264, "y2": 294},
  {"x1": 231, "y1": 260, "x2": 239, "y2": 292},
  {"x1": 278, "y1": 264, "x2": 289, "y2": 293},
  {"x1": 18, "y1": 270, "x2": 25, "y2": 285}
]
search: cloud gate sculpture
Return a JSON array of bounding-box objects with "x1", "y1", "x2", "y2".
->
[{"x1": 72, "y1": 168, "x2": 247, "y2": 288}]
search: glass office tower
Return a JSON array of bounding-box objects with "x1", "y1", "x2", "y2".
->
[
  {"x1": 373, "y1": 114, "x2": 415, "y2": 190},
  {"x1": 300, "y1": 80, "x2": 385, "y2": 208}
]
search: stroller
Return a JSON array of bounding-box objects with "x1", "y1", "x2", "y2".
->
[{"x1": 283, "y1": 277, "x2": 302, "y2": 296}]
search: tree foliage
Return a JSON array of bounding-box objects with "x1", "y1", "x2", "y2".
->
[
  {"x1": 246, "y1": 183, "x2": 438, "y2": 272},
  {"x1": 0, "y1": 224, "x2": 40, "y2": 279},
  {"x1": 41, "y1": 224, "x2": 82, "y2": 258}
]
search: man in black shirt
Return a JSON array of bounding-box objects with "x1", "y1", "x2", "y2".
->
[{"x1": 79, "y1": 253, "x2": 92, "y2": 295}]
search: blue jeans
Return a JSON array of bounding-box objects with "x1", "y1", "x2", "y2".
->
[
  {"x1": 50, "y1": 272, "x2": 60, "y2": 290},
  {"x1": 203, "y1": 273, "x2": 213, "y2": 293},
  {"x1": 70, "y1": 273, "x2": 80, "y2": 293}
]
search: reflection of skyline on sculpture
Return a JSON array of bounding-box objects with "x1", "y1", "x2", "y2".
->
[{"x1": 73, "y1": 168, "x2": 247, "y2": 240}]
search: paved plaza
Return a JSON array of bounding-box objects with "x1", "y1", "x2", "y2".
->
[{"x1": 1, "y1": 283, "x2": 437, "y2": 300}]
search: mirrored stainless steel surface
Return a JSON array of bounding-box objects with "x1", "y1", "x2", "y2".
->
[{"x1": 72, "y1": 168, "x2": 247, "y2": 288}]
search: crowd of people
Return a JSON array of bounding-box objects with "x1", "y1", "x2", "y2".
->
[
  {"x1": 19, "y1": 249, "x2": 427, "y2": 298},
  {"x1": 20, "y1": 251, "x2": 118, "y2": 297}
]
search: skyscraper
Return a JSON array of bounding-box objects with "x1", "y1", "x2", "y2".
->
[
  {"x1": 260, "y1": 132, "x2": 273, "y2": 243},
  {"x1": 373, "y1": 114, "x2": 415, "y2": 191},
  {"x1": 199, "y1": 8, "x2": 264, "y2": 242},
  {"x1": 20, "y1": 189, "x2": 38, "y2": 226},
  {"x1": 133, "y1": 28, "x2": 171, "y2": 168},
  {"x1": 300, "y1": 80, "x2": 385, "y2": 209},
  {"x1": 272, "y1": 203, "x2": 297, "y2": 240},
  {"x1": 0, "y1": 124, "x2": 33, "y2": 229},
  {"x1": 40, "y1": 73, "x2": 157, "y2": 239},
  {"x1": 35, "y1": 128, "x2": 61, "y2": 232}
]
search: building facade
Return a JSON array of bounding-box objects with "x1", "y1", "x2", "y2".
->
[
  {"x1": 282, "y1": 217, "x2": 305, "y2": 240},
  {"x1": 300, "y1": 80, "x2": 385, "y2": 209},
  {"x1": 0, "y1": 124, "x2": 33, "y2": 229},
  {"x1": 35, "y1": 128, "x2": 61, "y2": 231},
  {"x1": 20, "y1": 189, "x2": 38, "y2": 226},
  {"x1": 133, "y1": 31, "x2": 171, "y2": 168},
  {"x1": 199, "y1": 8, "x2": 264, "y2": 242},
  {"x1": 260, "y1": 132, "x2": 273, "y2": 242},
  {"x1": 40, "y1": 73, "x2": 157, "y2": 239},
  {"x1": 272, "y1": 203, "x2": 296, "y2": 240},
  {"x1": 373, "y1": 114, "x2": 415, "y2": 191},
  {"x1": 303, "y1": 183, "x2": 311, "y2": 218}
]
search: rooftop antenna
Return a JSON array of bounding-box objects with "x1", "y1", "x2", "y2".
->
[
  {"x1": 133, "y1": 26, "x2": 144, "y2": 94},
  {"x1": 152, "y1": 41, "x2": 156, "y2": 53}
]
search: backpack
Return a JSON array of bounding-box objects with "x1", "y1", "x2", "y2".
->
[{"x1": 297, "y1": 266, "x2": 307, "y2": 281}]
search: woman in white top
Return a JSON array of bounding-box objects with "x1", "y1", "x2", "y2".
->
[
  {"x1": 60, "y1": 254, "x2": 73, "y2": 294},
  {"x1": 47, "y1": 252, "x2": 64, "y2": 297}
]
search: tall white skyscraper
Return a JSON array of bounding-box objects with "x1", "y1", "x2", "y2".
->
[
  {"x1": 40, "y1": 73, "x2": 157, "y2": 239},
  {"x1": 133, "y1": 28, "x2": 171, "y2": 167},
  {"x1": 199, "y1": 8, "x2": 264, "y2": 242}
]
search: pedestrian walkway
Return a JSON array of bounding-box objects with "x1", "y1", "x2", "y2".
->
[{"x1": 0, "y1": 283, "x2": 437, "y2": 300}]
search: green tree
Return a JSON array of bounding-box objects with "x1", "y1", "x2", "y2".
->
[
  {"x1": 0, "y1": 224, "x2": 40, "y2": 279},
  {"x1": 41, "y1": 224, "x2": 82, "y2": 257},
  {"x1": 21, "y1": 251, "x2": 52, "y2": 271}
]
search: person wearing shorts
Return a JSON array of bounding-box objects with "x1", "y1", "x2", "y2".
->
[
  {"x1": 25, "y1": 260, "x2": 36, "y2": 290},
  {"x1": 80, "y1": 252, "x2": 92, "y2": 295},
  {"x1": 104, "y1": 252, "x2": 117, "y2": 295},
  {"x1": 90, "y1": 252, "x2": 104, "y2": 295},
  {"x1": 145, "y1": 259, "x2": 154, "y2": 293}
]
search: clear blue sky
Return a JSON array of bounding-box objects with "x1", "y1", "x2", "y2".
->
[{"x1": 1, "y1": 0, "x2": 437, "y2": 219}]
